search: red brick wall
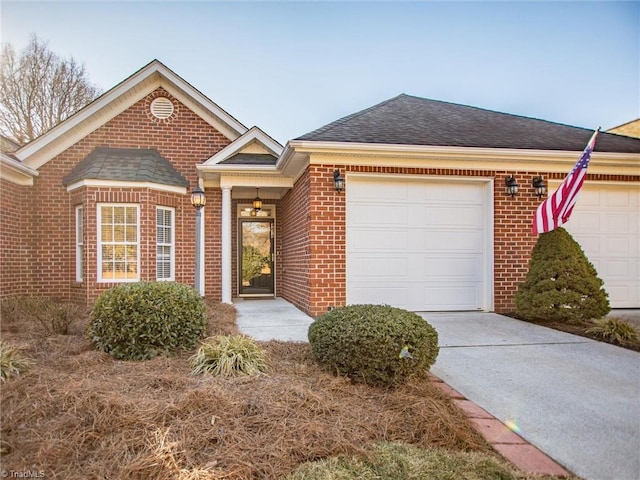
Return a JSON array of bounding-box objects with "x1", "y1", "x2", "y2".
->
[
  {"x1": 279, "y1": 168, "x2": 312, "y2": 314},
  {"x1": 303, "y1": 164, "x2": 640, "y2": 316},
  {"x1": 0, "y1": 179, "x2": 36, "y2": 298},
  {"x1": 8, "y1": 87, "x2": 230, "y2": 303}
]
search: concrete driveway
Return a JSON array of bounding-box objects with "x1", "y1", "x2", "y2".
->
[{"x1": 422, "y1": 312, "x2": 640, "y2": 480}]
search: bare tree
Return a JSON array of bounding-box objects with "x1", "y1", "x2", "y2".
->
[{"x1": 0, "y1": 34, "x2": 102, "y2": 145}]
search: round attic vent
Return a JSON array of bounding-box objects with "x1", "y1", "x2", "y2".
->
[{"x1": 150, "y1": 97, "x2": 175, "y2": 119}]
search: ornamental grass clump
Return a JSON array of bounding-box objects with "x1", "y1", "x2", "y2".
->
[
  {"x1": 586, "y1": 317, "x2": 639, "y2": 346},
  {"x1": 515, "y1": 227, "x2": 610, "y2": 323},
  {"x1": 191, "y1": 335, "x2": 267, "y2": 377},
  {"x1": 88, "y1": 282, "x2": 207, "y2": 360},
  {"x1": 308, "y1": 304, "x2": 439, "y2": 387},
  {"x1": 0, "y1": 341, "x2": 33, "y2": 381}
]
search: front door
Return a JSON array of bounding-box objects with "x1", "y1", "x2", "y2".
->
[{"x1": 239, "y1": 219, "x2": 274, "y2": 295}]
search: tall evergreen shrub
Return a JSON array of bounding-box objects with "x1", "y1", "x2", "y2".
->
[{"x1": 515, "y1": 227, "x2": 610, "y2": 323}]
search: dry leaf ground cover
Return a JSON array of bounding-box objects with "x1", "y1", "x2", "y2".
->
[{"x1": 1, "y1": 300, "x2": 570, "y2": 479}]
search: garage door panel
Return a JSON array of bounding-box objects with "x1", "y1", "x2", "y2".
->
[
  {"x1": 422, "y1": 204, "x2": 484, "y2": 226},
  {"x1": 349, "y1": 286, "x2": 409, "y2": 307},
  {"x1": 349, "y1": 255, "x2": 408, "y2": 278},
  {"x1": 348, "y1": 229, "x2": 408, "y2": 250},
  {"x1": 349, "y1": 203, "x2": 408, "y2": 226},
  {"x1": 347, "y1": 177, "x2": 489, "y2": 311},
  {"x1": 422, "y1": 256, "x2": 482, "y2": 281}
]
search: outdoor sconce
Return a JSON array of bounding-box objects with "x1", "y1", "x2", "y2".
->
[
  {"x1": 252, "y1": 188, "x2": 263, "y2": 212},
  {"x1": 333, "y1": 169, "x2": 344, "y2": 192},
  {"x1": 532, "y1": 176, "x2": 546, "y2": 198},
  {"x1": 190, "y1": 185, "x2": 206, "y2": 209},
  {"x1": 505, "y1": 175, "x2": 518, "y2": 197}
]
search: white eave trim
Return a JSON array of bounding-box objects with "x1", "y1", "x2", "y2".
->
[
  {"x1": 203, "y1": 126, "x2": 283, "y2": 165},
  {"x1": 284, "y1": 140, "x2": 640, "y2": 173},
  {"x1": 16, "y1": 60, "x2": 248, "y2": 169},
  {"x1": 0, "y1": 153, "x2": 39, "y2": 186},
  {"x1": 65, "y1": 179, "x2": 188, "y2": 194}
]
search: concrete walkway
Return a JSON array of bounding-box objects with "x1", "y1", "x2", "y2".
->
[
  {"x1": 234, "y1": 297, "x2": 313, "y2": 342},
  {"x1": 235, "y1": 299, "x2": 640, "y2": 480},
  {"x1": 423, "y1": 312, "x2": 640, "y2": 480}
]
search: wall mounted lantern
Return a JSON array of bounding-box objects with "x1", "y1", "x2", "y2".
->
[
  {"x1": 531, "y1": 176, "x2": 547, "y2": 198},
  {"x1": 505, "y1": 175, "x2": 518, "y2": 197},
  {"x1": 190, "y1": 185, "x2": 206, "y2": 209},
  {"x1": 252, "y1": 188, "x2": 263, "y2": 212},
  {"x1": 333, "y1": 169, "x2": 345, "y2": 192},
  {"x1": 190, "y1": 184, "x2": 206, "y2": 295}
]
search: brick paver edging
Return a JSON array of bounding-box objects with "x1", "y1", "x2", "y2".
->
[{"x1": 430, "y1": 374, "x2": 571, "y2": 478}]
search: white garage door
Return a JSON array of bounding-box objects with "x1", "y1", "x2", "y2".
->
[
  {"x1": 562, "y1": 183, "x2": 640, "y2": 308},
  {"x1": 346, "y1": 175, "x2": 491, "y2": 311}
]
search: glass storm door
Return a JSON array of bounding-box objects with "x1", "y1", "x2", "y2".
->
[{"x1": 239, "y1": 219, "x2": 274, "y2": 295}]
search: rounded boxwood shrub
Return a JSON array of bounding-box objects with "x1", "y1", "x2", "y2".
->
[
  {"x1": 515, "y1": 227, "x2": 610, "y2": 323},
  {"x1": 88, "y1": 282, "x2": 207, "y2": 360},
  {"x1": 308, "y1": 304, "x2": 439, "y2": 387}
]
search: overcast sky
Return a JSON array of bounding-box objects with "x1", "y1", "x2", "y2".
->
[{"x1": 1, "y1": 1, "x2": 638, "y2": 145}]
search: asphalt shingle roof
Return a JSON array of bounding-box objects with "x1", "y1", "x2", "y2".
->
[
  {"x1": 297, "y1": 94, "x2": 640, "y2": 153},
  {"x1": 219, "y1": 153, "x2": 277, "y2": 165},
  {"x1": 63, "y1": 147, "x2": 189, "y2": 187}
]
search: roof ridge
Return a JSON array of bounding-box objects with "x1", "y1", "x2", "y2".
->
[{"x1": 297, "y1": 94, "x2": 407, "y2": 140}]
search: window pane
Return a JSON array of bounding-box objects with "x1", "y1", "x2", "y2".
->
[
  {"x1": 102, "y1": 206, "x2": 113, "y2": 224},
  {"x1": 114, "y1": 225, "x2": 125, "y2": 242},
  {"x1": 126, "y1": 207, "x2": 136, "y2": 224},
  {"x1": 102, "y1": 225, "x2": 113, "y2": 242},
  {"x1": 126, "y1": 226, "x2": 137, "y2": 242},
  {"x1": 102, "y1": 245, "x2": 114, "y2": 262},
  {"x1": 102, "y1": 262, "x2": 114, "y2": 279},
  {"x1": 113, "y1": 207, "x2": 125, "y2": 224}
]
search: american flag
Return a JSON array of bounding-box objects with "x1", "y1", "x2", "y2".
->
[{"x1": 532, "y1": 129, "x2": 600, "y2": 235}]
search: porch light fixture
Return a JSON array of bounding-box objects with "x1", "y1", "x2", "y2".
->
[
  {"x1": 333, "y1": 169, "x2": 344, "y2": 192},
  {"x1": 190, "y1": 185, "x2": 206, "y2": 209},
  {"x1": 531, "y1": 176, "x2": 546, "y2": 198},
  {"x1": 252, "y1": 188, "x2": 263, "y2": 212},
  {"x1": 190, "y1": 184, "x2": 206, "y2": 296},
  {"x1": 505, "y1": 175, "x2": 518, "y2": 197}
]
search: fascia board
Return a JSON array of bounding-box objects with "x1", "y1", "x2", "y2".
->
[
  {"x1": 197, "y1": 164, "x2": 280, "y2": 174},
  {"x1": 65, "y1": 179, "x2": 187, "y2": 194}
]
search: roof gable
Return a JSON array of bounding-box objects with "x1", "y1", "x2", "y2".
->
[
  {"x1": 297, "y1": 94, "x2": 640, "y2": 154},
  {"x1": 202, "y1": 126, "x2": 283, "y2": 166},
  {"x1": 16, "y1": 60, "x2": 248, "y2": 170}
]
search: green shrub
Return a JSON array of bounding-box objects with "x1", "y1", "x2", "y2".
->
[
  {"x1": 88, "y1": 282, "x2": 207, "y2": 360},
  {"x1": 308, "y1": 304, "x2": 438, "y2": 387},
  {"x1": 191, "y1": 335, "x2": 267, "y2": 377},
  {"x1": 586, "y1": 318, "x2": 639, "y2": 345},
  {"x1": 515, "y1": 228, "x2": 610, "y2": 323},
  {"x1": 0, "y1": 341, "x2": 33, "y2": 381}
]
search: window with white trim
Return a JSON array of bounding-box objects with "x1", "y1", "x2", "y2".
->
[
  {"x1": 156, "y1": 207, "x2": 174, "y2": 281},
  {"x1": 75, "y1": 205, "x2": 83, "y2": 282},
  {"x1": 97, "y1": 204, "x2": 139, "y2": 282}
]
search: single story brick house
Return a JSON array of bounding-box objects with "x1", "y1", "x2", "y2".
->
[{"x1": 1, "y1": 60, "x2": 639, "y2": 316}]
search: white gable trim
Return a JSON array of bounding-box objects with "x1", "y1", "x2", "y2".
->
[
  {"x1": 16, "y1": 60, "x2": 248, "y2": 170},
  {"x1": 203, "y1": 126, "x2": 283, "y2": 165}
]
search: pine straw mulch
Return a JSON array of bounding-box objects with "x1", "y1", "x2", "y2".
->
[{"x1": 1, "y1": 302, "x2": 490, "y2": 479}]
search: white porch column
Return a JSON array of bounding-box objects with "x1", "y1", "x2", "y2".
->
[{"x1": 221, "y1": 186, "x2": 232, "y2": 304}]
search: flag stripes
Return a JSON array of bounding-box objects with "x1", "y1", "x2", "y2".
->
[{"x1": 532, "y1": 129, "x2": 599, "y2": 235}]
